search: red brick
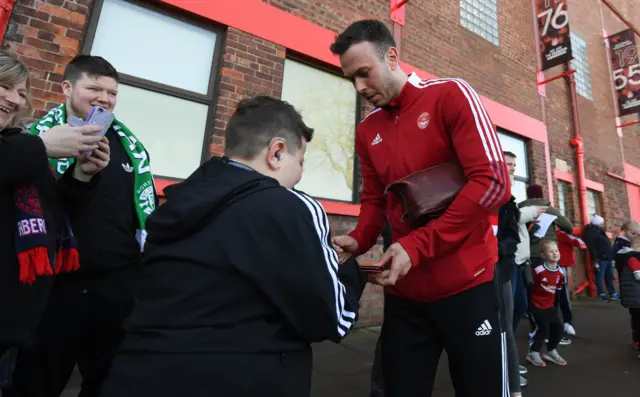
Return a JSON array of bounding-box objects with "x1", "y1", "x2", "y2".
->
[
  {"x1": 53, "y1": 34, "x2": 79, "y2": 49},
  {"x1": 24, "y1": 37, "x2": 60, "y2": 53},
  {"x1": 36, "y1": 2, "x2": 72, "y2": 19}
]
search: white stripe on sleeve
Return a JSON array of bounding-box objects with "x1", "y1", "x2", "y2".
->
[{"x1": 289, "y1": 190, "x2": 357, "y2": 336}]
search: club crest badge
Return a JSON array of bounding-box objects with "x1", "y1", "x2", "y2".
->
[{"x1": 417, "y1": 112, "x2": 430, "y2": 129}]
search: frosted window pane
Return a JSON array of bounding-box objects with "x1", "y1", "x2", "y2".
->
[
  {"x1": 281, "y1": 59, "x2": 357, "y2": 202},
  {"x1": 460, "y1": 0, "x2": 499, "y2": 45},
  {"x1": 115, "y1": 84, "x2": 209, "y2": 179},
  {"x1": 91, "y1": 0, "x2": 216, "y2": 95}
]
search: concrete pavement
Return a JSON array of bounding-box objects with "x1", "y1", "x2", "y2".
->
[{"x1": 62, "y1": 299, "x2": 639, "y2": 397}]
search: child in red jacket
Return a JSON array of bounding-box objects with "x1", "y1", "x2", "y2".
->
[{"x1": 526, "y1": 240, "x2": 569, "y2": 368}]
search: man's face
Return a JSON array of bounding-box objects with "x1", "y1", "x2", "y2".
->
[
  {"x1": 277, "y1": 139, "x2": 307, "y2": 189},
  {"x1": 505, "y1": 155, "x2": 516, "y2": 176},
  {"x1": 339, "y1": 41, "x2": 397, "y2": 107},
  {"x1": 62, "y1": 73, "x2": 118, "y2": 119},
  {"x1": 541, "y1": 243, "x2": 561, "y2": 263}
]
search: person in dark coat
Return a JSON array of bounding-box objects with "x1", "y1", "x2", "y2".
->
[
  {"x1": 0, "y1": 53, "x2": 108, "y2": 390},
  {"x1": 584, "y1": 214, "x2": 619, "y2": 301},
  {"x1": 98, "y1": 96, "x2": 366, "y2": 397},
  {"x1": 614, "y1": 220, "x2": 640, "y2": 353}
]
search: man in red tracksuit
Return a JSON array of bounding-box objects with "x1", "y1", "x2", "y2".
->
[{"x1": 331, "y1": 20, "x2": 511, "y2": 397}]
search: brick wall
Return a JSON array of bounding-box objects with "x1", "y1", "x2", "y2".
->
[
  {"x1": 211, "y1": 27, "x2": 285, "y2": 156},
  {"x1": 2, "y1": 0, "x2": 640, "y2": 325},
  {"x1": 2, "y1": 0, "x2": 91, "y2": 120}
]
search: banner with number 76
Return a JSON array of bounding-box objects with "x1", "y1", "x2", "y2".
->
[{"x1": 536, "y1": 0, "x2": 573, "y2": 71}]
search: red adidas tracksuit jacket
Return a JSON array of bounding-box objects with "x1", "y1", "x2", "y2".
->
[{"x1": 349, "y1": 73, "x2": 510, "y2": 302}]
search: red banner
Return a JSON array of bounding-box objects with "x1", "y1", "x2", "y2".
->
[
  {"x1": 536, "y1": 0, "x2": 573, "y2": 71},
  {"x1": 609, "y1": 29, "x2": 640, "y2": 116}
]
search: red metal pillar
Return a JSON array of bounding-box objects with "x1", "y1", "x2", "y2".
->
[
  {"x1": 0, "y1": 0, "x2": 16, "y2": 44},
  {"x1": 0, "y1": 0, "x2": 16, "y2": 43},
  {"x1": 565, "y1": 63, "x2": 596, "y2": 296},
  {"x1": 390, "y1": 0, "x2": 407, "y2": 55}
]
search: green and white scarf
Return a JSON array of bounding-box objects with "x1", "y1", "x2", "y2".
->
[{"x1": 28, "y1": 103, "x2": 156, "y2": 251}]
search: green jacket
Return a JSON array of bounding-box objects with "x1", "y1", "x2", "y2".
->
[{"x1": 518, "y1": 199, "x2": 574, "y2": 258}]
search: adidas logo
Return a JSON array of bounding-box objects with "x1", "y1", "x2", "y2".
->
[
  {"x1": 475, "y1": 320, "x2": 493, "y2": 336},
  {"x1": 122, "y1": 163, "x2": 133, "y2": 173},
  {"x1": 371, "y1": 133, "x2": 382, "y2": 145}
]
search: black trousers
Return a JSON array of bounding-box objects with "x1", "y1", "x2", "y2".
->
[
  {"x1": 99, "y1": 348, "x2": 313, "y2": 397},
  {"x1": 630, "y1": 308, "x2": 640, "y2": 344},
  {"x1": 530, "y1": 306, "x2": 562, "y2": 353},
  {"x1": 5, "y1": 269, "x2": 138, "y2": 397},
  {"x1": 380, "y1": 280, "x2": 508, "y2": 397}
]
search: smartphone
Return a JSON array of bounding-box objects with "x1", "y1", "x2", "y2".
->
[
  {"x1": 360, "y1": 265, "x2": 385, "y2": 273},
  {"x1": 68, "y1": 105, "x2": 115, "y2": 156}
]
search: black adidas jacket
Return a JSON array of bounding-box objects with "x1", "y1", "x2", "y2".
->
[{"x1": 117, "y1": 157, "x2": 366, "y2": 354}]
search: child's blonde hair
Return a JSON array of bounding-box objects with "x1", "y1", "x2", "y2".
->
[
  {"x1": 623, "y1": 221, "x2": 640, "y2": 242},
  {"x1": 622, "y1": 220, "x2": 640, "y2": 232},
  {"x1": 539, "y1": 239, "x2": 558, "y2": 254}
]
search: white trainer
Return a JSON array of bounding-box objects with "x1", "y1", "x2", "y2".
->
[{"x1": 564, "y1": 323, "x2": 576, "y2": 336}]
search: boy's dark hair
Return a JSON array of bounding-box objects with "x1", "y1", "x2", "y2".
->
[
  {"x1": 63, "y1": 55, "x2": 119, "y2": 84},
  {"x1": 503, "y1": 151, "x2": 517, "y2": 158},
  {"x1": 330, "y1": 20, "x2": 396, "y2": 61},
  {"x1": 225, "y1": 96, "x2": 314, "y2": 159}
]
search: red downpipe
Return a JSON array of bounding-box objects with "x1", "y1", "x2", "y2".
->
[
  {"x1": 565, "y1": 62, "x2": 596, "y2": 297},
  {"x1": 0, "y1": 0, "x2": 16, "y2": 44}
]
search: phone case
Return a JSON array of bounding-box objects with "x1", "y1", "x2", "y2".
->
[
  {"x1": 360, "y1": 265, "x2": 384, "y2": 273},
  {"x1": 68, "y1": 106, "x2": 114, "y2": 156}
]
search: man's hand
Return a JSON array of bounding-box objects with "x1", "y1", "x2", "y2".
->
[
  {"x1": 633, "y1": 271, "x2": 640, "y2": 282},
  {"x1": 73, "y1": 138, "x2": 110, "y2": 182},
  {"x1": 594, "y1": 262, "x2": 600, "y2": 271},
  {"x1": 40, "y1": 124, "x2": 103, "y2": 158},
  {"x1": 368, "y1": 242, "x2": 412, "y2": 286},
  {"x1": 332, "y1": 235, "x2": 359, "y2": 263}
]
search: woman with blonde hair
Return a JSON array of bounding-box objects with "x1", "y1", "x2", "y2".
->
[{"x1": 0, "y1": 52, "x2": 109, "y2": 389}]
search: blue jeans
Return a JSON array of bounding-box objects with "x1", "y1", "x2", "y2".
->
[
  {"x1": 512, "y1": 264, "x2": 528, "y2": 334},
  {"x1": 595, "y1": 260, "x2": 617, "y2": 297}
]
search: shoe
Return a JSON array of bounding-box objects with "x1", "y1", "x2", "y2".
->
[
  {"x1": 542, "y1": 349, "x2": 568, "y2": 366},
  {"x1": 526, "y1": 351, "x2": 546, "y2": 367},
  {"x1": 520, "y1": 375, "x2": 528, "y2": 387},
  {"x1": 632, "y1": 341, "x2": 639, "y2": 351},
  {"x1": 599, "y1": 293, "x2": 609, "y2": 302},
  {"x1": 564, "y1": 323, "x2": 576, "y2": 336},
  {"x1": 610, "y1": 293, "x2": 620, "y2": 301},
  {"x1": 559, "y1": 336, "x2": 572, "y2": 345},
  {"x1": 519, "y1": 364, "x2": 528, "y2": 374}
]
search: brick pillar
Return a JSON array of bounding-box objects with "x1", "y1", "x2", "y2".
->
[{"x1": 211, "y1": 27, "x2": 285, "y2": 157}]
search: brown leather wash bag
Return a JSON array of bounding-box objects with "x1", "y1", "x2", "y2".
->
[{"x1": 385, "y1": 161, "x2": 467, "y2": 229}]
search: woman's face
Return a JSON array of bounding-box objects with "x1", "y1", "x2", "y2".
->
[{"x1": 0, "y1": 79, "x2": 28, "y2": 130}]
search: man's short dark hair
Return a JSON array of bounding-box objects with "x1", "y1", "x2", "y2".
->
[
  {"x1": 225, "y1": 96, "x2": 314, "y2": 159},
  {"x1": 63, "y1": 55, "x2": 119, "y2": 84},
  {"x1": 330, "y1": 19, "x2": 396, "y2": 60},
  {"x1": 503, "y1": 151, "x2": 517, "y2": 159}
]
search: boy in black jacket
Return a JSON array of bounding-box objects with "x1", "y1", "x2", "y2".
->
[{"x1": 98, "y1": 96, "x2": 366, "y2": 397}]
